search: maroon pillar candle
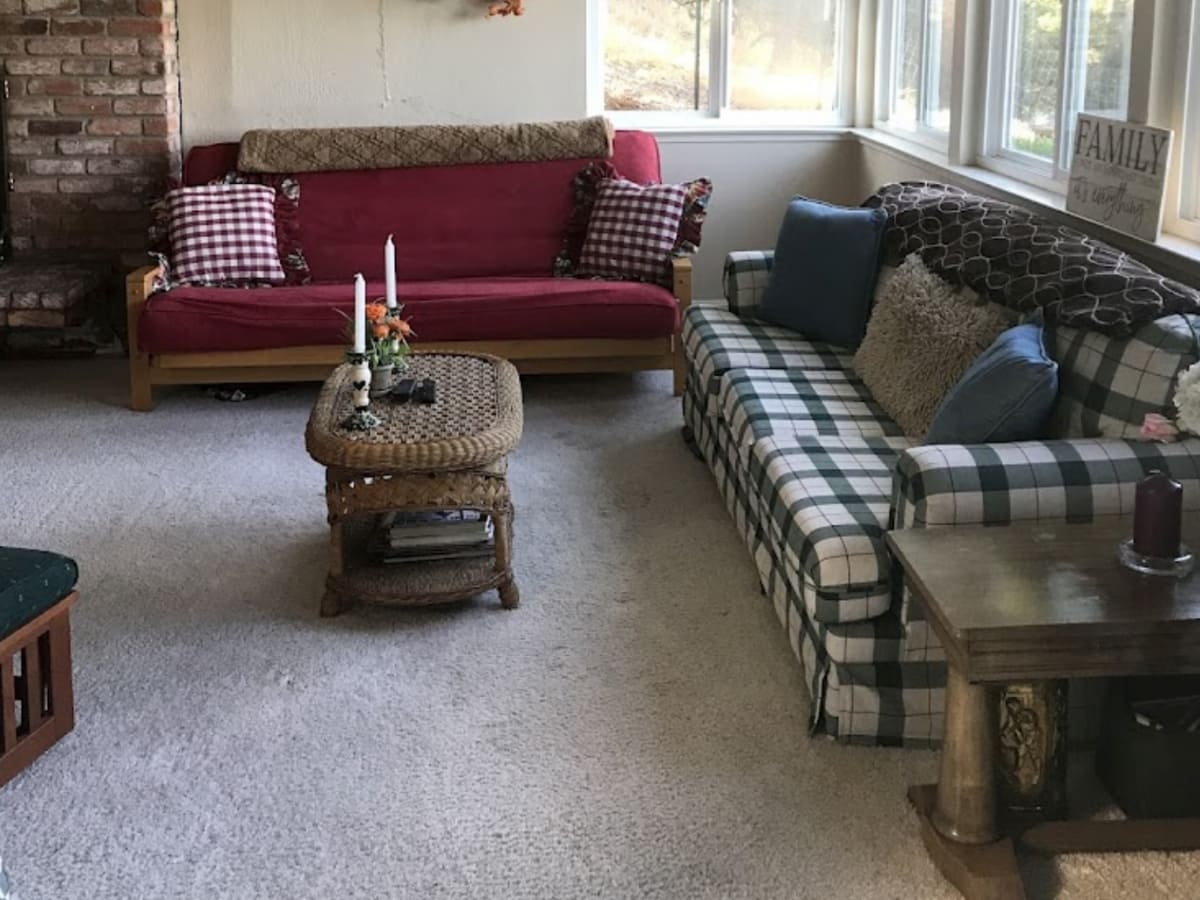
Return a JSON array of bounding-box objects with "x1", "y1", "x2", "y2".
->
[{"x1": 1133, "y1": 471, "x2": 1183, "y2": 559}]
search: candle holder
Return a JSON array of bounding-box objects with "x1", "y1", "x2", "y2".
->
[
  {"x1": 1118, "y1": 540, "x2": 1195, "y2": 578},
  {"x1": 341, "y1": 351, "x2": 382, "y2": 431}
]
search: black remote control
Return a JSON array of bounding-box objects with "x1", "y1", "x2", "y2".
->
[{"x1": 391, "y1": 378, "x2": 416, "y2": 401}]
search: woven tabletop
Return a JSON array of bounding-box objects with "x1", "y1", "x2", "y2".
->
[{"x1": 305, "y1": 352, "x2": 523, "y2": 472}]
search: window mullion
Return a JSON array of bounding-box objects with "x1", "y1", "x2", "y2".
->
[
  {"x1": 1056, "y1": 0, "x2": 1084, "y2": 176},
  {"x1": 708, "y1": 0, "x2": 729, "y2": 118},
  {"x1": 918, "y1": 0, "x2": 933, "y2": 127}
]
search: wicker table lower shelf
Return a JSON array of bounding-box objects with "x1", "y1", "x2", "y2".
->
[{"x1": 326, "y1": 511, "x2": 518, "y2": 611}]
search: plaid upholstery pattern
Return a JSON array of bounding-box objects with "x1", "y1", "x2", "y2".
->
[
  {"x1": 683, "y1": 297, "x2": 1130, "y2": 746},
  {"x1": 683, "y1": 305, "x2": 852, "y2": 416},
  {"x1": 167, "y1": 184, "x2": 285, "y2": 285},
  {"x1": 723, "y1": 250, "x2": 774, "y2": 318},
  {"x1": 1048, "y1": 315, "x2": 1200, "y2": 439},
  {"x1": 684, "y1": 364, "x2": 1100, "y2": 746},
  {"x1": 577, "y1": 179, "x2": 686, "y2": 283},
  {"x1": 749, "y1": 434, "x2": 912, "y2": 624},
  {"x1": 719, "y1": 368, "x2": 904, "y2": 448},
  {"x1": 892, "y1": 437, "x2": 1200, "y2": 531}
]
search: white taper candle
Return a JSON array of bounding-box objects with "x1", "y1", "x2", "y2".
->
[
  {"x1": 353, "y1": 273, "x2": 367, "y2": 353},
  {"x1": 385, "y1": 234, "x2": 398, "y2": 309}
]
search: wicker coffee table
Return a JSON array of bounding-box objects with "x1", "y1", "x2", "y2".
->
[{"x1": 305, "y1": 352, "x2": 523, "y2": 616}]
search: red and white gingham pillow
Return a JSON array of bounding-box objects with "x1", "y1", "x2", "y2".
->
[
  {"x1": 578, "y1": 179, "x2": 688, "y2": 283},
  {"x1": 166, "y1": 184, "x2": 285, "y2": 285}
]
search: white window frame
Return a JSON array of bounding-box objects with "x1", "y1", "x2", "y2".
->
[
  {"x1": 591, "y1": 0, "x2": 858, "y2": 128},
  {"x1": 981, "y1": 0, "x2": 1137, "y2": 193},
  {"x1": 874, "y1": 0, "x2": 952, "y2": 153},
  {"x1": 1168, "y1": 2, "x2": 1200, "y2": 242}
]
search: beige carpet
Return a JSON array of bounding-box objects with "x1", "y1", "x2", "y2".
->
[{"x1": 0, "y1": 359, "x2": 1195, "y2": 900}]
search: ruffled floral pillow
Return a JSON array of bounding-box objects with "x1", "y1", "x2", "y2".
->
[
  {"x1": 147, "y1": 172, "x2": 310, "y2": 293},
  {"x1": 555, "y1": 162, "x2": 712, "y2": 286}
]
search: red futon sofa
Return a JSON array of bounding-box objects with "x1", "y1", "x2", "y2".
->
[{"x1": 126, "y1": 130, "x2": 692, "y2": 410}]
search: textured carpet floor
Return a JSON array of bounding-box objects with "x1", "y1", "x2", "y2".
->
[{"x1": 0, "y1": 359, "x2": 1196, "y2": 900}]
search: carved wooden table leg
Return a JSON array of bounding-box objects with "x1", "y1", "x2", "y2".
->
[
  {"x1": 997, "y1": 681, "x2": 1068, "y2": 827},
  {"x1": 909, "y1": 664, "x2": 1026, "y2": 900}
]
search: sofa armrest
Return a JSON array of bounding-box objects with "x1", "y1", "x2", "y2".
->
[
  {"x1": 891, "y1": 438, "x2": 1200, "y2": 529},
  {"x1": 722, "y1": 250, "x2": 773, "y2": 318},
  {"x1": 671, "y1": 256, "x2": 693, "y2": 313}
]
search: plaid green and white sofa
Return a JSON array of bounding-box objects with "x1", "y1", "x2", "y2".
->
[{"x1": 682, "y1": 250, "x2": 1200, "y2": 747}]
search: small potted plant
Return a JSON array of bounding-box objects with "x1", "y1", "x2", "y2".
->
[{"x1": 366, "y1": 301, "x2": 414, "y2": 396}]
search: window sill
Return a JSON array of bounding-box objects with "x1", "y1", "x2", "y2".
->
[
  {"x1": 605, "y1": 112, "x2": 854, "y2": 143},
  {"x1": 853, "y1": 128, "x2": 1200, "y2": 280}
]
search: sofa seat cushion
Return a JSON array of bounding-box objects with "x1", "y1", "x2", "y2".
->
[
  {"x1": 139, "y1": 276, "x2": 679, "y2": 354},
  {"x1": 749, "y1": 434, "x2": 912, "y2": 624},
  {"x1": 683, "y1": 305, "x2": 852, "y2": 412},
  {"x1": 718, "y1": 367, "x2": 905, "y2": 448},
  {"x1": 0, "y1": 547, "x2": 78, "y2": 637}
]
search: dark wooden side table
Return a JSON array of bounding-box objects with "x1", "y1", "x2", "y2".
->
[{"x1": 888, "y1": 517, "x2": 1200, "y2": 900}]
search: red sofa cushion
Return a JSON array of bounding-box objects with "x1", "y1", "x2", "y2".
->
[
  {"x1": 138, "y1": 277, "x2": 679, "y2": 354},
  {"x1": 181, "y1": 132, "x2": 663, "y2": 282}
]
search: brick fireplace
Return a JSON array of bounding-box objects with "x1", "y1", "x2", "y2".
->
[{"x1": 1, "y1": 0, "x2": 181, "y2": 348}]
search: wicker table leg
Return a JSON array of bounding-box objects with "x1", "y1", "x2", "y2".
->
[
  {"x1": 322, "y1": 517, "x2": 345, "y2": 618},
  {"x1": 495, "y1": 502, "x2": 519, "y2": 610}
]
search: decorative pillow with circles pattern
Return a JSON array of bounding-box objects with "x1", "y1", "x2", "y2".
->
[{"x1": 863, "y1": 181, "x2": 1200, "y2": 337}]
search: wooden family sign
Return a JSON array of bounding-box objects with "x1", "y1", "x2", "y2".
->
[{"x1": 1067, "y1": 114, "x2": 1173, "y2": 242}]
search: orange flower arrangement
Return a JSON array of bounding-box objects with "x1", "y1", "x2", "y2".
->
[{"x1": 341, "y1": 299, "x2": 415, "y2": 368}]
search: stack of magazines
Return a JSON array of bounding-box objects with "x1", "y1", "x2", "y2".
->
[{"x1": 368, "y1": 510, "x2": 495, "y2": 564}]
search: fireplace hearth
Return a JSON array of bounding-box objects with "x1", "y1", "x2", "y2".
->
[{"x1": 0, "y1": 0, "x2": 182, "y2": 352}]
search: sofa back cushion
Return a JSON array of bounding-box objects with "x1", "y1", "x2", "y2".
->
[
  {"x1": 1047, "y1": 314, "x2": 1200, "y2": 439},
  {"x1": 181, "y1": 131, "x2": 662, "y2": 283}
]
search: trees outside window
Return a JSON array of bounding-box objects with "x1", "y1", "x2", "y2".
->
[
  {"x1": 603, "y1": 0, "x2": 846, "y2": 120},
  {"x1": 992, "y1": 0, "x2": 1134, "y2": 173},
  {"x1": 877, "y1": 0, "x2": 956, "y2": 142}
]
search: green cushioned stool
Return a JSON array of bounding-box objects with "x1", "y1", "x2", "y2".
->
[{"x1": 0, "y1": 547, "x2": 79, "y2": 789}]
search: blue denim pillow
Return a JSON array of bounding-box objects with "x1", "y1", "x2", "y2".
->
[
  {"x1": 925, "y1": 323, "x2": 1059, "y2": 444},
  {"x1": 757, "y1": 197, "x2": 888, "y2": 349}
]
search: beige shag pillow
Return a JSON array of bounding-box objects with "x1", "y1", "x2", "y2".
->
[{"x1": 854, "y1": 254, "x2": 1014, "y2": 439}]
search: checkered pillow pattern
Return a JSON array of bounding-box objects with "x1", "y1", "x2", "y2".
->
[
  {"x1": 577, "y1": 179, "x2": 686, "y2": 283},
  {"x1": 167, "y1": 184, "x2": 286, "y2": 286}
]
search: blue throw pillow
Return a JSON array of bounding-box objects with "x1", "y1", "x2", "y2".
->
[
  {"x1": 925, "y1": 323, "x2": 1059, "y2": 444},
  {"x1": 756, "y1": 197, "x2": 888, "y2": 349}
]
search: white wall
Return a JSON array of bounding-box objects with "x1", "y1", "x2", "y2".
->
[
  {"x1": 178, "y1": 0, "x2": 588, "y2": 145},
  {"x1": 177, "y1": 1, "x2": 860, "y2": 298},
  {"x1": 660, "y1": 135, "x2": 860, "y2": 296}
]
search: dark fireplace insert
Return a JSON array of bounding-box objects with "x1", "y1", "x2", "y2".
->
[{"x1": 1, "y1": 77, "x2": 9, "y2": 264}]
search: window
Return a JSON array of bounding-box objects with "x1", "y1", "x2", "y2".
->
[
  {"x1": 985, "y1": 0, "x2": 1135, "y2": 180},
  {"x1": 600, "y1": 0, "x2": 851, "y2": 123},
  {"x1": 1174, "y1": 5, "x2": 1200, "y2": 240},
  {"x1": 876, "y1": 0, "x2": 956, "y2": 141}
]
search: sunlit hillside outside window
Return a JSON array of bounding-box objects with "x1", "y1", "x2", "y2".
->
[{"x1": 604, "y1": 0, "x2": 841, "y2": 115}]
